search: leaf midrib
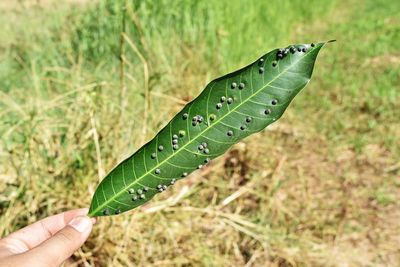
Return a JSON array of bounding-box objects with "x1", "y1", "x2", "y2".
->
[{"x1": 90, "y1": 44, "x2": 320, "y2": 216}]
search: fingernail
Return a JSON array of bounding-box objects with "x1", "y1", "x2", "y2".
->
[{"x1": 68, "y1": 216, "x2": 92, "y2": 233}]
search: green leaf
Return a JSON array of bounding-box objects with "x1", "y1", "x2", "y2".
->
[{"x1": 89, "y1": 41, "x2": 331, "y2": 217}]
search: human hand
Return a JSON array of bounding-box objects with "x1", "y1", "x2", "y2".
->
[{"x1": 0, "y1": 208, "x2": 95, "y2": 267}]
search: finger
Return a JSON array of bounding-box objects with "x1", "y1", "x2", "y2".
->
[
  {"x1": 24, "y1": 215, "x2": 94, "y2": 267},
  {"x1": 0, "y1": 208, "x2": 89, "y2": 255}
]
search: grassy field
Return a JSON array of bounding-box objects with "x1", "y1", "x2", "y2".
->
[{"x1": 0, "y1": 0, "x2": 399, "y2": 266}]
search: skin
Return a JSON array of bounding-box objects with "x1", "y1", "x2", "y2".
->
[{"x1": 0, "y1": 208, "x2": 95, "y2": 267}]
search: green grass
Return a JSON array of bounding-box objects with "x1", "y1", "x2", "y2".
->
[{"x1": 1, "y1": 0, "x2": 399, "y2": 266}]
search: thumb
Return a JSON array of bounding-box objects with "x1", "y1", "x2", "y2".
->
[{"x1": 26, "y1": 215, "x2": 94, "y2": 267}]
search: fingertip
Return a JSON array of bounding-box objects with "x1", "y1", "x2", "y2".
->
[
  {"x1": 63, "y1": 208, "x2": 90, "y2": 224},
  {"x1": 68, "y1": 216, "x2": 93, "y2": 233},
  {"x1": 27, "y1": 214, "x2": 94, "y2": 266},
  {"x1": 72, "y1": 208, "x2": 90, "y2": 216}
]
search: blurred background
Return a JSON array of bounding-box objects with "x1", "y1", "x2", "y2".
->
[{"x1": 0, "y1": 0, "x2": 399, "y2": 266}]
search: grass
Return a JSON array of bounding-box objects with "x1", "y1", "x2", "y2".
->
[{"x1": 0, "y1": 0, "x2": 399, "y2": 266}]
